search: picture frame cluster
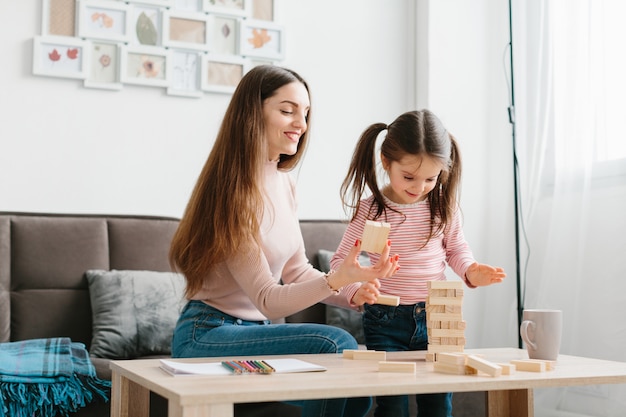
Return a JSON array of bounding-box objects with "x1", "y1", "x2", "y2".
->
[{"x1": 33, "y1": 0, "x2": 283, "y2": 96}]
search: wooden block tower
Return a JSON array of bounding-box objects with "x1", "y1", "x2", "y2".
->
[{"x1": 425, "y1": 281, "x2": 466, "y2": 362}]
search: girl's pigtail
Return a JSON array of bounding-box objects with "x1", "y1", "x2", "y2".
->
[{"x1": 340, "y1": 123, "x2": 387, "y2": 221}]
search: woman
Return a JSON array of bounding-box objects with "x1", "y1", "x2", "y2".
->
[{"x1": 169, "y1": 65, "x2": 400, "y2": 417}]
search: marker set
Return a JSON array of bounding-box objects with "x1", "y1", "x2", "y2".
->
[{"x1": 221, "y1": 360, "x2": 276, "y2": 374}]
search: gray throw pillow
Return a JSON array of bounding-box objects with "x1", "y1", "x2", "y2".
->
[
  {"x1": 85, "y1": 269, "x2": 186, "y2": 359},
  {"x1": 317, "y1": 249, "x2": 367, "y2": 344}
]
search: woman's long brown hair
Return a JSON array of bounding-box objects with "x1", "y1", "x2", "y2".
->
[{"x1": 170, "y1": 65, "x2": 311, "y2": 298}]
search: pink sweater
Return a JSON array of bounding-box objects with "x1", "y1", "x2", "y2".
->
[
  {"x1": 331, "y1": 195, "x2": 476, "y2": 305},
  {"x1": 190, "y1": 160, "x2": 344, "y2": 321}
]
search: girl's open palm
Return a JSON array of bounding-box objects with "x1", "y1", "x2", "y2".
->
[{"x1": 465, "y1": 262, "x2": 506, "y2": 287}]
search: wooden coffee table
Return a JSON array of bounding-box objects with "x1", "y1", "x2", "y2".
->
[{"x1": 110, "y1": 348, "x2": 626, "y2": 417}]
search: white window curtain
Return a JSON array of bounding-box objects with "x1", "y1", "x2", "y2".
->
[{"x1": 512, "y1": 0, "x2": 626, "y2": 415}]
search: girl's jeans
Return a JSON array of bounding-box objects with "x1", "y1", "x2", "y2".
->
[
  {"x1": 172, "y1": 300, "x2": 372, "y2": 417},
  {"x1": 363, "y1": 302, "x2": 453, "y2": 417}
]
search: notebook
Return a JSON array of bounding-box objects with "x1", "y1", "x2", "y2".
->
[{"x1": 160, "y1": 358, "x2": 327, "y2": 376}]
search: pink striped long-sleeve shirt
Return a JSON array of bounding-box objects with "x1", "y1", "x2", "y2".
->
[{"x1": 330, "y1": 195, "x2": 476, "y2": 305}]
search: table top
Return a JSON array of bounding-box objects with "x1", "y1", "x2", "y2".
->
[{"x1": 110, "y1": 348, "x2": 626, "y2": 407}]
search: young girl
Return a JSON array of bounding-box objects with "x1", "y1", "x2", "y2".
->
[
  {"x1": 330, "y1": 110, "x2": 506, "y2": 417},
  {"x1": 169, "y1": 65, "x2": 400, "y2": 417}
]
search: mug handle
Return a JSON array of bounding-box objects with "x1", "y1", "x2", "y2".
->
[{"x1": 520, "y1": 320, "x2": 537, "y2": 350}]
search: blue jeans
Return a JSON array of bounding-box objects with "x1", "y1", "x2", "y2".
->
[
  {"x1": 172, "y1": 301, "x2": 372, "y2": 417},
  {"x1": 363, "y1": 303, "x2": 453, "y2": 417}
]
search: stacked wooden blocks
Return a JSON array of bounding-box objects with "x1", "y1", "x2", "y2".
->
[{"x1": 425, "y1": 281, "x2": 466, "y2": 362}]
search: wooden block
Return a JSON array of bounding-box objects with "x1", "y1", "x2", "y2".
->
[
  {"x1": 427, "y1": 344, "x2": 465, "y2": 354},
  {"x1": 433, "y1": 361, "x2": 477, "y2": 375},
  {"x1": 517, "y1": 359, "x2": 555, "y2": 370},
  {"x1": 436, "y1": 352, "x2": 468, "y2": 366},
  {"x1": 426, "y1": 312, "x2": 463, "y2": 322},
  {"x1": 467, "y1": 355, "x2": 502, "y2": 377},
  {"x1": 342, "y1": 349, "x2": 358, "y2": 359},
  {"x1": 350, "y1": 350, "x2": 387, "y2": 361},
  {"x1": 425, "y1": 353, "x2": 437, "y2": 362},
  {"x1": 427, "y1": 305, "x2": 446, "y2": 313},
  {"x1": 496, "y1": 363, "x2": 516, "y2": 375},
  {"x1": 428, "y1": 320, "x2": 466, "y2": 330},
  {"x1": 445, "y1": 305, "x2": 463, "y2": 314},
  {"x1": 443, "y1": 337, "x2": 466, "y2": 346},
  {"x1": 427, "y1": 281, "x2": 463, "y2": 290},
  {"x1": 510, "y1": 359, "x2": 546, "y2": 372},
  {"x1": 427, "y1": 296, "x2": 463, "y2": 306},
  {"x1": 429, "y1": 289, "x2": 445, "y2": 297},
  {"x1": 376, "y1": 294, "x2": 400, "y2": 306},
  {"x1": 360, "y1": 220, "x2": 391, "y2": 254},
  {"x1": 428, "y1": 328, "x2": 465, "y2": 338},
  {"x1": 378, "y1": 361, "x2": 417, "y2": 373}
]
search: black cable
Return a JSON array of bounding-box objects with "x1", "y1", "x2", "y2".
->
[{"x1": 508, "y1": 0, "x2": 524, "y2": 349}]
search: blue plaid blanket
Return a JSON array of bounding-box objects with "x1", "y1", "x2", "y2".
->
[{"x1": 0, "y1": 337, "x2": 111, "y2": 417}]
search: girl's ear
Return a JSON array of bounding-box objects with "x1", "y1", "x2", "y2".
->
[{"x1": 380, "y1": 154, "x2": 390, "y2": 171}]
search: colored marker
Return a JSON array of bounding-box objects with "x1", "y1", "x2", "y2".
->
[{"x1": 221, "y1": 361, "x2": 241, "y2": 374}]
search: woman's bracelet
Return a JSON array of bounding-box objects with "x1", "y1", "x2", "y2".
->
[{"x1": 323, "y1": 270, "x2": 341, "y2": 294}]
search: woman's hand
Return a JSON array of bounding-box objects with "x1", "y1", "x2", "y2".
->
[
  {"x1": 465, "y1": 262, "x2": 506, "y2": 287},
  {"x1": 326, "y1": 239, "x2": 399, "y2": 291}
]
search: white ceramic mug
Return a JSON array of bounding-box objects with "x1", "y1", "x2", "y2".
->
[{"x1": 520, "y1": 309, "x2": 562, "y2": 360}]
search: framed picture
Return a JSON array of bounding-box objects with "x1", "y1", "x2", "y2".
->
[
  {"x1": 120, "y1": 45, "x2": 170, "y2": 87},
  {"x1": 251, "y1": 0, "x2": 273, "y2": 21},
  {"x1": 129, "y1": 3, "x2": 164, "y2": 46},
  {"x1": 167, "y1": 50, "x2": 203, "y2": 98},
  {"x1": 41, "y1": 0, "x2": 76, "y2": 37},
  {"x1": 203, "y1": 0, "x2": 250, "y2": 17},
  {"x1": 32, "y1": 35, "x2": 89, "y2": 79},
  {"x1": 84, "y1": 41, "x2": 122, "y2": 90},
  {"x1": 77, "y1": 0, "x2": 132, "y2": 43},
  {"x1": 173, "y1": 0, "x2": 203, "y2": 12},
  {"x1": 207, "y1": 14, "x2": 240, "y2": 55},
  {"x1": 200, "y1": 54, "x2": 247, "y2": 93},
  {"x1": 126, "y1": 0, "x2": 173, "y2": 7},
  {"x1": 239, "y1": 19, "x2": 284, "y2": 61},
  {"x1": 162, "y1": 10, "x2": 209, "y2": 51}
]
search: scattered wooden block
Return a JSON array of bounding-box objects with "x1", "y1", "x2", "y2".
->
[
  {"x1": 378, "y1": 361, "x2": 417, "y2": 373},
  {"x1": 342, "y1": 349, "x2": 358, "y2": 359},
  {"x1": 436, "y1": 352, "x2": 468, "y2": 366},
  {"x1": 360, "y1": 220, "x2": 391, "y2": 254},
  {"x1": 510, "y1": 359, "x2": 547, "y2": 372},
  {"x1": 467, "y1": 355, "x2": 502, "y2": 377},
  {"x1": 521, "y1": 359, "x2": 556, "y2": 370},
  {"x1": 496, "y1": 363, "x2": 516, "y2": 375},
  {"x1": 433, "y1": 361, "x2": 477, "y2": 375},
  {"x1": 376, "y1": 294, "x2": 400, "y2": 306},
  {"x1": 347, "y1": 350, "x2": 387, "y2": 361}
]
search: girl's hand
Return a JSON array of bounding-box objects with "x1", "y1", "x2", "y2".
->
[
  {"x1": 465, "y1": 262, "x2": 506, "y2": 287},
  {"x1": 351, "y1": 280, "x2": 381, "y2": 306},
  {"x1": 327, "y1": 239, "x2": 400, "y2": 290}
]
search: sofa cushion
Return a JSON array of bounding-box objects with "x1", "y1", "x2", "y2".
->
[
  {"x1": 317, "y1": 249, "x2": 366, "y2": 344},
  {"x1": 86, "y1": 270, "x2": 186, "y2": 359}
]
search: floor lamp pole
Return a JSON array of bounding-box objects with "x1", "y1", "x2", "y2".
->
[{"x1": 508, "y1": 0, "x2": 523, "y2": 349}]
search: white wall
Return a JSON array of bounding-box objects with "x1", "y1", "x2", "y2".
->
[{"x1": 0, "y1": 1, "x2": 518, "y2": 348}]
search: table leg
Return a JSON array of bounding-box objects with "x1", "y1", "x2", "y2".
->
[
  {"x1": 486, "y1": 388, "x2": 533, "y2": 417},
  {"x1": 110, "y1": 371, "x2": 150, "y2": 417},
  {"x1": 168, "y1": 402, "x2": 234, "y2": 417}
]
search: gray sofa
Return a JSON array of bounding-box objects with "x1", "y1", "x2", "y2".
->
[{"x1": 0, "y1": 212, "x2": 484, "y2": 417}]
